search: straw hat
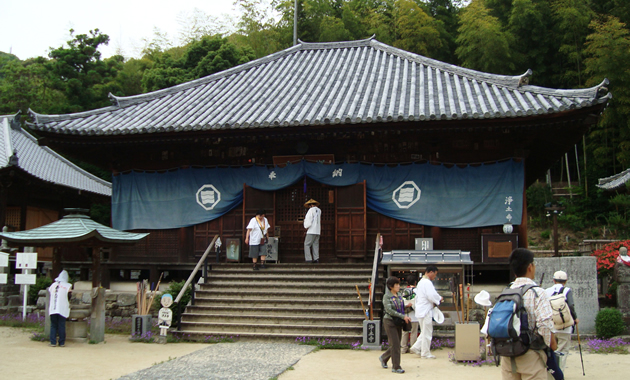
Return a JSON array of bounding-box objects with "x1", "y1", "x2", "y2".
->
[
  {"x1": 432, "y1": 306, "x2": 444, "y2": 324},
  {"x1": 474, "y1": 290, "x2": 492, "y2": 307},
  {"x1": 304, "y1": 199, "x2": 320, "y2": 207}
]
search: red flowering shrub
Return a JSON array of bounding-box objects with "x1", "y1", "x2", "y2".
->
[{"x1": 592, "y1": 240, "x2": 630, "y2": 276}]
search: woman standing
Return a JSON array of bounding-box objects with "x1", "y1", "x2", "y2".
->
[
  {"x1": 245, "y1": 209, "x2": 270, "y2": 270},
  {"x1": 48, "y1": 270, "x2": 72, "y2": 347},
  {"x1": 380, "y1": 276, "x2": 411, "y2": 374}
]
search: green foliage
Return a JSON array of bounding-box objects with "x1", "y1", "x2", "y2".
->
[
  {"x1": 141, "y1": 36, "x2": 255, "y2": 92},
  {"x1": 455, "y1": 0, "x2": 514, "y2": 73},
  {"x1": 595, "y1": 308, "x2": 627, "y2": 339},
  {"x1": 28, "y1": 276, "x2": 52, "y2": 305},
  {"x1": 526, "y1": 181, "x2": 554, "y2": 218},
  {"x1": 540, "y1": 229, "x2": 551, "y2": 239},
  {"x1": 393, "y1": 0, "x2": 443, "y2": 56},
  {"x1": 159, "y1": 280, "x2": 192, "y2": 324},
  {"x1": 46, "y1": 29, "x2": 122, "y2": 112}
]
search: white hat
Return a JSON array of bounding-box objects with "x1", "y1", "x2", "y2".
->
[
  {"x1": 553, "y1": 271, "x2": 568, "y2": 281},
  {"x1": 432, "y1": 307, "x2": 444, "y2": 324},
  {"x1": 474, "y1": 290, "x2": 492, "y2": 307}
]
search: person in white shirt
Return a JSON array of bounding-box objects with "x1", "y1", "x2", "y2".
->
[
  {"x1": 245, "y1": 209, "x2": 270, "y2": 270},
  {"x1": 303, "y1": 199, "x2": 321, "y2": 263},
  {"x1": 48, "y1": 270, "x2": 72, "y2": 347},
  {"x1": 401, "y1": 274, "x2": 420, "y2": 353},
  {"x1": 545, "y1": 270, "x2": 579, "y2": 371},
  {"x1": 410, "y1": 265, "x2": 443, "y2": 358}
]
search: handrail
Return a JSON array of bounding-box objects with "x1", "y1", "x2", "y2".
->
[
  {"x1": 367, "y1": 233, "x2": 382, "y2": 320},
  {"x1": 174, "y1": 235, "x2": 219, "y2": 304}
]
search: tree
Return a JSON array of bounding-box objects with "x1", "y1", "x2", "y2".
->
[
  {"x1": 141, "y1": 36, "x2": 255, "y2": 92},
  {"x1": 584, "y1": 15, "x2": 630, "y2": 173},
  {"x1": 393, "y1": 0, "x2": 443, "y2": 57},
  {"x1": 46, "y1": 29, "x2": 122, "y2": 112},
  {"x1": 456, "y1": 0, "x2": 514, "y2": 74},
  {"x1": 552, "y1": 0, "x2": 594, "y2": 87}
]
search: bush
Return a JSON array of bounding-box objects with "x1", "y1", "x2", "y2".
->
[
  {"x1": 28, "y1": 276, "x2": 52, "y2": 305},
  {"x1": 155, "y1": 280, "x2": 192, "y2": 325},
  {"x1": 595, "y1": 308, "x2": 626, "y2": 339}
]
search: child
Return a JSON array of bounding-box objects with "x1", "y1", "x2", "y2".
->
[{"x1": 400, "y1": 274, "x2": 420, "y2": 353}]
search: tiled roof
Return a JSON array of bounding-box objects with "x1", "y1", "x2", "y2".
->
[
  {"x1": 597, "y1": 168, "x2": 630, "y2": 191},
  {"x1": 0, "y1": 113, "x2": 112, "y2": 196},
  {"x1": 28, "y1": 38, "x2": 610, "y2": 135},
  {"x1": 0, "y1": 210, "x2": 148, "y2": 244}
]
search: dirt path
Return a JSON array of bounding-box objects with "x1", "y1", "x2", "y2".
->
[
  {"x1": 2, "y1": 326, "x2": 628, "y2": 380},
  {"x1": 0, "y1": 327, "x2": 205, "y2": 380}
]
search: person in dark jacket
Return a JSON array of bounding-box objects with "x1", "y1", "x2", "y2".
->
[{"x1": 379, "y1": 276, "x2": 411, "y2": 374}]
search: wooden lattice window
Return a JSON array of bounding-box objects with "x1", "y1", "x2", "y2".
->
[
  {"x1": 276, "y1": 178, "x2": 333, "y2": 222},
  {"x1": 4, "y1": 207, "x2": 20, "y2": 230}
]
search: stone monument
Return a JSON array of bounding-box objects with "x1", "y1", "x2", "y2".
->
[
  {"x1": 614, "y1": 247, "x2": 630, "y2": 328},
  {"x1": 535, "y1": 256, "x2": 599, "y2": 333}
]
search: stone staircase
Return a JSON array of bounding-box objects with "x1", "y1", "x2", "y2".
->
[{"x1": 177, "y1": 263, "x2": 384, "y2": 343}]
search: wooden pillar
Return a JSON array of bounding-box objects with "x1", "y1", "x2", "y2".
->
[
  {"x1": 519, "y1": 186, "x2": 528, "y2": 248},
  {"x1": 91, "y1": 247, "x2": 101, "y2": 288},
  {"x1": 431, "y1": 226, "x2": 442, "y2": 249},
  {"x1": 90, "y1": 287, "x2": 106, "y2": 343},
  {"x1": 51, "y1": 247, "x2": 61, "y2": 280}
]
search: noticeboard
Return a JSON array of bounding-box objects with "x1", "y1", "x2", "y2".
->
[
  {"x1": 16, "y1": 252, "x2": 37, "y2": 269},
  {"x1": 225, "y1": 238, "x2": 241, "y2": 262}
]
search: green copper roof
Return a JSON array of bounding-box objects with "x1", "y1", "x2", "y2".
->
[{"x1": 0, "y1": 209, "x2": 148, "y2": 246}]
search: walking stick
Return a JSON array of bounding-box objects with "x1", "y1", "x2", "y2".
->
[
  {"x1": 576, "y1": 324, "x2": 585, "y2": 376},
  {"x1": 356, "y1": 285, "x2": 368, "y2": 320}
]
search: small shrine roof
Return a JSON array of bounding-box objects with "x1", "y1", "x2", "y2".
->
[{"x1": 0, "y1": 209, "x2": 148, "y2": 246}]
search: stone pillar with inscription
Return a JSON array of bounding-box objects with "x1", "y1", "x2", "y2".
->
[
  {"x1": 535, "y1": 256, "x2": 599, "y2": 333},
  {"x1": 614, "y1": 247, "x2": 630, "y2": 326}
]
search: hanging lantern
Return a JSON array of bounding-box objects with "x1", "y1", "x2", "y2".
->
[{"x1": 503, "y1": 223, "x2": 513, "y2": 234}]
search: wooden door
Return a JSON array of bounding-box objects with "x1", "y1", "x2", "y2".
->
[
  {"x1": 335, "y1": 181, "x2": 366, "y2": 260},
  {"x1": 243, "y1": 185, "x2": 275, "y2": 258},
  {"x1": 274, "y1": 178, "x2": 334, "y2": 262}
]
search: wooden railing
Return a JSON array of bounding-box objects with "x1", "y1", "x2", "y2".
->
[{"x1": 174, "y1": 235, "x2": 219, "y2": 329}]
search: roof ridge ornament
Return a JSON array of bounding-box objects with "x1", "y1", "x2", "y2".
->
[
  {"x1": 108, "y1": 93, "x2": 120, "y2": 107},
  {"x1": 518, "y1": 69, "x2": 533, "y2": 87}
]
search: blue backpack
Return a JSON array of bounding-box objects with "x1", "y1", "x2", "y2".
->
[{"x1": 488, "y1": 284, "x2": 546, "y2": 359}]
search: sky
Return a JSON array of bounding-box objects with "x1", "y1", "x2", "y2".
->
[{"x1": 0, "y1": 0, "x2": 243, "y2": 60}]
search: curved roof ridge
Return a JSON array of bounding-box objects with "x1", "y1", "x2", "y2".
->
[
  {"x1": 520, "y1": 78, "x2": 610, "y2": 99},
  {"x1": 29, "y1": 105, "x2": 119, "y2": 125},
  {"x1": 368, "y1": 39, "x2": 530, "y2": 88}
]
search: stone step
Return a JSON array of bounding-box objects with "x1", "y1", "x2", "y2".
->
[
  {"x1": 177, "y1": 321, "x2": 364, "y2": 335},
  {"x1": 200, "y1": 281, "x2": 375, "y2": 289},
  {"x1": 173, "y1": 330, "x2": 363, "y2": 343},
  {"x1": 181, "y1": 312, "x2": 365, "y2": 326},
  {"x1": 184, "y1": 305, "x2": 379, "y2": 317},
  {"x1": 203, "y1": 273, "x2": 375, "y2": 282},
  {"x1": 192, "y1": 296, "x2": 380, "y2": 308},
  {"x1": 194, "y1": 289, "x2": 376, "y2": 299}
]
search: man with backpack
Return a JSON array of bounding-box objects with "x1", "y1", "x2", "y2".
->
[
  {"x1": 545, "y1": 271, "x2": 579, "y2": 371},
  {"x1": 495, "y1": 248, "x2": 556, "y2": 380}
]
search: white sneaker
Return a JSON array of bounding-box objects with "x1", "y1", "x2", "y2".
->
[
  {"x1": 410, "y1": 347, "x2": 421, "y2": 355},
  {"x1": 422, "y1": 354, "x2": 436, "y2": 359}
]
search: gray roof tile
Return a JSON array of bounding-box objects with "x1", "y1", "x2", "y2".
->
[
  {"x1": 0, "y1": 113, "x2": 111, "y2": 196},
  {"x1": 28, "y1": 38, "x2": 610, "y2": 135},
  {"x1": 597, "y1": 168, "x2": 630, "y2": 191}
]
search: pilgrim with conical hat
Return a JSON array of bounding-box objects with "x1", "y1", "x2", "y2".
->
[{"x1": 303, "y1": 199, "x2": 321, "y2": 263}]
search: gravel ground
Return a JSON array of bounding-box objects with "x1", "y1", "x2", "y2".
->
[{"x1": 117, "y1": 342, "x2": 316, "y2": 380}]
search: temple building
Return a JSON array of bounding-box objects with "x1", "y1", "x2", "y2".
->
[{"x1": 26, "y1": 38, "x2": 610, "y2": 283}]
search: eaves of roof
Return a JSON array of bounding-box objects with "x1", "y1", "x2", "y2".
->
[
  {"x1": 0, "y1": 112, "x2": 112, "y2": 197},
  {"x1": 597, "y1": 168, "x2": 630, "y2": 191},
  {"x1": 27, "y1": 38, "x2": 611, "y2": 137},
  {"x1": 0, "y1": 213, "x2": 148, "y2": 246}
]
